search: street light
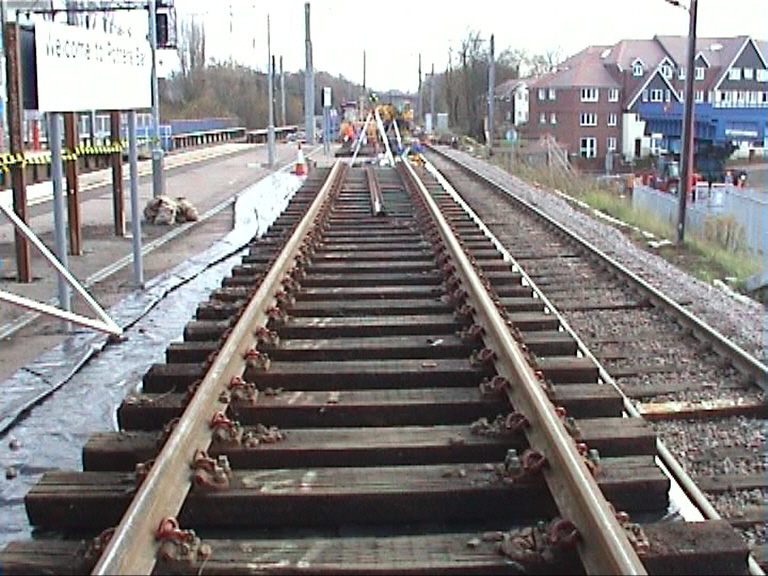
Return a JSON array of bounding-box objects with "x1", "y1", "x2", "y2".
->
[{"x1": 665, "y1": 0, "x2": 698, "y2": 244}]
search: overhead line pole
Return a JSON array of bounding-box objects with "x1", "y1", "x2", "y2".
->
[
  {"x1": 267, "y1": 14, "x2": 275, "y2": 166},
  {"x1": 675, "y1": 0, "x2": 698, "y2": 244},
  {"x1": 304, "y1": 2, "x2": 314, "y2": 145},
  {"x1": 488, "y1": 33, "x2": 495, "y2": 155}
]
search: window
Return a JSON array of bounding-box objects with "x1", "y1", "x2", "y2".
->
[
  {"x1": 763, "y1": 92, "x2": 768, "y2": 104},
  {"x1": 549, "y1": 88, "x2": 556, "y2": 100},
  {"x1": 633, "y1": 62, "x2": 644, "y2": 76},
  {"x1": 678, "y1": 67, "x2": 686, "y2": 80},
  {"x1": 729, "y1": 67, "x2": 741, "y2": 80},
  {"x1": 580, "y1": 137, "x2": 597, "y2": 158},
  {"x1": 642, "y1": 89, "x2": 649, "y2": 102},
  {"x1": 650, "y1": 89, "x2": 663, "y2": 102},
  {"x1": 607, "y1": 113, "x2": 617, "y2": 126},
  {"x1": 607, "y1": 137, "x2": 617, "y2": 151},
  {"x1": 580, "y1": 112, "x2": 597, "y2": 126},
  {"x1": 757, "y1": 69, "x2": 768, "y2": 82},
  {"x1": 695, "y1": 67, "x2": 705, "y2": 80},
  {"x1": 539, "y1": 113, "x2": 546, "y2": 124},
  {"x1": 608, "y1": 88, "x2": 619, "y2": 102},
  {"x1": 750, "y1": 91, "x2": 758, "y2": 105},
  {"x1": 661, "y1": 64, "x2": 673, "y2": 78},
  {"x1": 538, "y1": 88, "x2": 546, "y2": 100},
  {"x1": 506, "y1": 111, "x2": 512, "y2": 121},
  {"x1": 744, "y1": 68, "x2": 754, "y2": 80},
  {"x1": 550, "y1": 113, "x2": 557, "y2": 124},
  {"x1": 695, "y1": 90, "x2": 704, "y2": 103},
  {"x1": 665, "y1": 89, "x2": 671, "y2": 102},
  {"x1": 580, "y1": 88, "x2": 599, "y2": 102}
]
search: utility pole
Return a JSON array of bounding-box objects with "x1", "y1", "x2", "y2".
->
[
  {"x1": 280, "y1": 55, "x2": 286, "y2": 126},
  {"x1": 488, "y1": 33, "x2": 495, "y2": 155},
  {"x1": 430, "y1": 63, "x2": 435, "y2": 132},
  {"x1": 676, "y1": 0, "x2": 698, "y2": 244},
  {"x1": 267, "y1": 15, "x2": 275, "y2": 166},
  {"x1": 148, "y1": 0, "x2": 164, "y2": 197},
  {"x1": 418, "y1": 53, "x2": 422, "y2": 123},
  {"x1": 363, "y1": 50, "x2": 366, "y2": 94},
  {"x1": 304, "y1": 2, "x2": 314, "y2": 144}
]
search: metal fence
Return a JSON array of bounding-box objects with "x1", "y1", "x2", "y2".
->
[{"x1": 632, "y1": 184, "x2": 768, "y2": 255}]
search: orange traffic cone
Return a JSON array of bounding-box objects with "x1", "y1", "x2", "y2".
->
[{"x1": 294, "y1": 143, "x2": 306, "y2": 176}]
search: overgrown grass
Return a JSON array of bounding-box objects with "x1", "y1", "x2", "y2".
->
[{"x1": 490, "y1": 156, "x2": 761, "y2": 287}]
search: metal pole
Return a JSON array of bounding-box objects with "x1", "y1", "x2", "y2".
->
[
  {"x1": 304, "y1": 2, "x2": 314, "y2": 145},
  {"x1": 430, "y1": 63, "x2": 435, "y2": 132},
  {"x1": 418, "y1": 53, "x2": 422, "y2": 124},
  {"x1": 49, "y1": 112, "x2": 71, "y2": 315},
  {"x1": 280, "y1": 55, "x2": 286, "y2": 126},
  {"x1": 128, "y1": 110, "x2": 143, "y2": 286},
  {"x1": 267, "y1": 15, "x2": 275, "y2": 166},
  {"x1": 148, "y1": 0, "x2": 164, "y2": 197},
  {"x1": 488, "y1": 33, "x2": 495, "y2": 155},
  {"x1": 676, "y1": 0, "x2": 697, "y2": 244}
]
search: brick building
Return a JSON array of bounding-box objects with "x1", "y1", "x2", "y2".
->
[{"x1": 527, "y1": 35, "x2": 768, "y2": 164}]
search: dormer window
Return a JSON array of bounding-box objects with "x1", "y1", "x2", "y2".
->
[
  {"x1": 633, "y1": 62, "x2": 644, "y2": 76},
  {"x1": 695, "y1": 67, "x2": 705, "y2": 80},
  {"x1": 661, "y1": 64, "x2": 673, "y2": 79},
  {"x1": 678, "y1": 67, "x2": 686, "y2": 80},
  {"x1": 729, "y1": 68, "x2": 741, "y2": 80}
]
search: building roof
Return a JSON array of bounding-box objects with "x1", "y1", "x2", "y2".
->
[
  {"x1": 495, "y1": 78, "x2": 526, "y2": 98},
  {"x1": 531, "y1": 45, "x2": 620, "y2": 88}
]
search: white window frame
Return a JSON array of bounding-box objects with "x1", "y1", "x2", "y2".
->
[
  {"x1": 606, "y1": 137, "x2": 617, "y2": 151},
  {"x1": 608, "y1": 88, "x2": 619, "y2": 102},
  {"x1": 650, "y1": 89, "x2": 663, "y2": 102},
  {"x1": 695, "y1": 90, "x2": 704, "y2": 103},
  {"x1": 580, "y1": 112, "x2": 597, "y2": 126},
  {"x1": 729, "y1": 68, "x2": 741, "y2": 80},
  {"x1": 678, "y1": 67, "x2": 686, "y2": 80},
  {"x1": 550, "y1": 112, "x2": 557, "y2": 125},
  {"x1": 744, "y1": 68, "x2": 754, "y2": 80},
  {"x1": 580, "y1": 137, "x2": 597, "y2": 158},
  {"x1": 757, "y1": 69, "x2": 768, "y2": 82},
  {"x1": 580, "y1": 87, "x2": 599, "y2": 102},
  {"x1": 665, "y1": 89, "x2": 671, "y2": 102},
  {"x1": 762, "y1": 92, "x2": 768, "y2": 104},
  {"x1": 695, "y1": 67, "x2": 705, "y2": 80},
  {"x1": 538, "y1": 88, "x2": 546, "y2": 100},
  {"x1": 632, "y1": 62, "x2": 644, "y2": 77},
  {"x1": 539, "y1": 112, "x2": 546, "y2": 124},
  {"x1": 548, "y1": 88, "x2": 556, "y2": 100},
  {"x1": 642, "y1": 89, "x2": 649, "y2": 102},
  {"x1": 607, "y1": 113, "x2": 617, "y2": 126},
  {"x1": 661, "y1": 64, "x2": 673, "y2": 79}
]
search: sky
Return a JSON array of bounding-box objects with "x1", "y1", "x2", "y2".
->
[{"x1": 158, "y1": 0, "x2": 767, "y2": 92}]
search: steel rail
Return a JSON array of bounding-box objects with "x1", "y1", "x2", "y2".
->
[
  {"x1": 366, "y1": 165, "x2": 383, "y2": 216},
  {"x1": 400, "y1": 160, "x2": 647, "y2": 575},
  {"x1": 92, "y1": 160, "x2": 346, "y2": 575},
  {"x1": 427, "y1": 145, "x2": 768, "y2": 391},
  {"x1": 424, "y1": 149, "x2": 765, "y2": 576}
]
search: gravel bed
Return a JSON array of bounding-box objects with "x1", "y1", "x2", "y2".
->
[
  {"x1": 434, "y1": 148, "x2": 766, "y2": 362},
  {"x1": 652, "y1": 417, "x2": 767, "y2": 477}
]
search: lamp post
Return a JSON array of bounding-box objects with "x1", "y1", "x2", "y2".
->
[{"x1": 666, "y1": 0, "x2": 698, "y2": 244}]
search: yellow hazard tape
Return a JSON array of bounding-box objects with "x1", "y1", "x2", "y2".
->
[{"x1": 0, "y1": 141, "x2": 130, "y2": 170}]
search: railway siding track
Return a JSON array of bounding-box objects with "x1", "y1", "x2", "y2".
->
[{"x1": 0, "y1": 161, "x2": 750, "y2": 575}]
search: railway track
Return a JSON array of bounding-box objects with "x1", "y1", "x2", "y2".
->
[
  {"x1": 0, "y1": 159, "x2": 750, "y2": 574},
  {"x1": 424, "y1": 145, "x2": 768, "y2": 571}
]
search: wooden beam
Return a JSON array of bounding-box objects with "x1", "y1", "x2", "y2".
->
[
  {"x1": 64, "y1": 113, "x2": 82, "y2": 255},
  {"x1": 4, "y1": 22, "x2": 30, "y2": 282},
  {"x1": 110, "y1": 111, "x2": 125, "y2": 236}
]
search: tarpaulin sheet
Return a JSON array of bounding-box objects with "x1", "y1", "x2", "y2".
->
[{"x1": 0, "y1": 172, "x2": 303, "y2": 548}]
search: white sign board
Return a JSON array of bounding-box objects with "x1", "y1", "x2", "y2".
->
[
  {"x1": 35, "y1": 21, "x2": 151, "y2": 112},
  {"x1": 323, "y1": 86, "x2": 331, "y2": 108}
]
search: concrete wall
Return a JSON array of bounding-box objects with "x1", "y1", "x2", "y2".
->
[{"x1": 632, "y1": 184, "x2": 768, "y2": 254}]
